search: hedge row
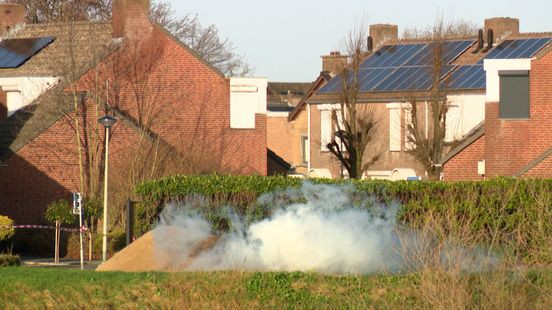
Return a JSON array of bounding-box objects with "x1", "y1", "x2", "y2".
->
[
  {"x1": 0, "y1": 254, "x2": 20, "y2": 267},
  {"x1": 134, "y1": 175, "x2": 552, "y2": 262}
]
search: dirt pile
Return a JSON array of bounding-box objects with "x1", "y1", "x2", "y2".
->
[{"x1": 96, "y1": 227, "x2": 219, "y2": 272}]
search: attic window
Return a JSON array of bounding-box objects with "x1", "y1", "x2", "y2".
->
[{"x1": 499, "y1": 70, "x2": 530, "y2": 119}]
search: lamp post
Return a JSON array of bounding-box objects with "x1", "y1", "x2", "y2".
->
[{"x1": 98, "y1": 115, "x2": 116, "y2": 263}]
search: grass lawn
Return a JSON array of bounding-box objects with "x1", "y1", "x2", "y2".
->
[{"x1": 0, "y1": 267, "x2": 551, "y2": 308}]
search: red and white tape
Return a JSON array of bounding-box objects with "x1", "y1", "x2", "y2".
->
[{"x1": 1, "y1": 225, "x2": 89, "y2": 233}]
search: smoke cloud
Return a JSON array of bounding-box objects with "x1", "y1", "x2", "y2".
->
[{"x1": 153, "y1": 182, "x2": 497, "y2": 274}]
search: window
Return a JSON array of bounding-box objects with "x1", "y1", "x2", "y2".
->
[
  {"x1": 499, "y1": 71, "x2": 529, "y2": 119},
  {"x1": 389, "y1": 107, "x2": 401, "y2": 151},
  {"x1": 320, "y1": 110, "x2": 332, "y2": 151},
  {"x1": 301, "y1": 136, "x2": 309, "y2": 165}
]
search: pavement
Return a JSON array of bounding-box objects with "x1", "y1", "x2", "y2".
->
[{"x1": 21, "y1": 257, "x2": 102, "y2": 270}]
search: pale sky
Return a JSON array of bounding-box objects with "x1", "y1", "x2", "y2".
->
[{"x1": 168, "y1": 0, "x2": 552, "y2": 82}]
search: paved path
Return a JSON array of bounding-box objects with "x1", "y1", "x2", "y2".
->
[{"x1": 21, "y1": 258, "x2": 101, "y2": 270}]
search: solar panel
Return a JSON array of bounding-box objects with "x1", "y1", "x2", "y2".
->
[
  {"x1": 355, "y1": 40, "x2": 472, "y2": 92},
  {"x1": 358, "y1": 68, "x2": 394, "y2": 91},
  {"x1": 0, "y1": 37, "x2": 55, "y2": 69},
  {"x1": 478, "y1": 38, "x2": 551, "y2": 63},
  {"x1": 375, "y1": 65, "x2": 456, "y2": 91},
  {"x1": 405, "y1": 40, "x2": 474, "y2": 66},
  {"x1": 360, "y1": 43, "x2": 426, "y2": 68},
  {"x1": 318, "y1": 75, "x2": 342, "y2": 93},
  {"x1": 445, "y1": 65, "x2": 486, "y2": 90}
]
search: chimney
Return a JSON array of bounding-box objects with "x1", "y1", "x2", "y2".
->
[
  {"x1": 367, "y1": 36, "x2": 374, "y2": 53},
  {"x1": 321, "y1": 51, "x2": 348, "y2": 75},
  {"x1": 0, "y1": 4, "x2": 26, "y2": 38},
  {"x1": 369, "y1": 24, "x2": 398, "y2": 49},
  {"x1": 112, "y1": 0, "x2": 151, "y2": 39},
  {"x1": 484, "y1": 17, "x2": 519, "y2": 43}
]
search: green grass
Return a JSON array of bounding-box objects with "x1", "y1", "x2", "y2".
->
[{"x1": 0, "y1": 267, "x2": 551, "y2": 308}]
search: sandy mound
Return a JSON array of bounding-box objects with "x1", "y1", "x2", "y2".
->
[{"x1": 96, "y1": 228, "x2": 219, "y2": 272}]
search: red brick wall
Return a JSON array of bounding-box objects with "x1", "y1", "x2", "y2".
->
[
  {"x1": 0, "y1": 20, "x2": 266, "y2": 224},
  {"x1": 485, "y1": 52, "x2": 552, "y2": 177},
  {"x1": 443, "y1": 136, "x2": 485, "y2": 181},
  {"x1": 77, "y1": 23, "x2": 266, "y2": 176}
]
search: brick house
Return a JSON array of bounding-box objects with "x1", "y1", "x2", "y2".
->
[
  {"x1": 442, "y1": 48, "x2": 552, "y2": 180},
  {"x1": 0, "y1": 0, "x2": 267, "y2": 225},
  {"x1": 302, "y1": 18, "x2": 552, "y2": 180},
  {"x1": 266, "y1": 80, "x2": 333, "y2": 176},
  {"x1": 266, "y1": 82, "x2": 311, "y2": 175}
]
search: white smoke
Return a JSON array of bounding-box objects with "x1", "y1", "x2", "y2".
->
[{"x1": 153, "y1": 182, "x2": 498, "y2": 274}]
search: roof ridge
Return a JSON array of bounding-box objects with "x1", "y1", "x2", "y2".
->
[
  {"x1": 22, "y1": 20, "x2": 111, "y2": 27},
  {"x1": 509, "y1": 32, "x2": 552, "y2": 37},
  {"x1": 395, "y1": 37, "x2": 477, "y2": 44}
]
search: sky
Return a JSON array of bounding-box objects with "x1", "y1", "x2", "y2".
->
[{"x1": 168, "y1": 0, "x2": 552, "y2": 82}]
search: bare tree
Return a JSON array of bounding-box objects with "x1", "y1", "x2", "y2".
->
[
  {"x1": 150, "y1": 1, "x2": 251, "y2": 76},
  {"x1": 402, "y1": 18, "x2": 479, "y2": 40},
  {"x1": 404, "y1": 18, "x2": 469, "y2": 179},
  {"x1": 326, "y1": 21, "x2": 382, "y2": 179},
  {"x1": 6, "y1": 0, "x2": 111, "y2": 22}
]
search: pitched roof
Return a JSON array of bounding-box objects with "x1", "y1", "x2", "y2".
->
[
  {"x1": 288, "y1": 71, "x2": 333, "y2": 121},
  {"x1": 268, "y1": 82, "x2": 312, "y2": 97},
  {"x1": 2, "y1": 21, "x2": 115, "y2": 76},
  {"x1": 0, "y1": 20, "x2": 220, "y2": 162},
  {"x1": 267, "y1": 82, "x2": 313, "y2": 109},
  {"x1": 267, "y1": 148, "x2": 291, "y2": 170},
  {"x1": 0, "y1": 81, "x2": 72, "y2": 161},
  {"x1": 0, "y1": 80, "x2": 182, "y2": 162},
  {"x1": 312, "y1": 33, "x2": 552, "y2": 102}
]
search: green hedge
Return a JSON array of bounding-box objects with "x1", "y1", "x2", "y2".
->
[
  {"x1": 0, "y1": 254, "x2": 20, "y2": 267},
  {"x1": 134, "y1": 175, "x2": 552, "y2": 262}
]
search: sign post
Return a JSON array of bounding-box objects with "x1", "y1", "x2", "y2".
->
[{"x1": 73, "y1": 193, "x2": 84, "y2": 270}]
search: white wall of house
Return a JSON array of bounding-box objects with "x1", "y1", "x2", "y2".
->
[
  {"x1": 0, "y1": 76, "x2": 59, "y2": 116},
  {"x1": 230, "y1": 77, "x2": 268, "y2": 129},
  {"x1": 446, "y1": 93, "x2": 486, "y2": 141}
]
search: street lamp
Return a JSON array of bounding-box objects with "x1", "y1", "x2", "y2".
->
[{"x1": 98, "y1": 115, "x2": 116, "y2": 263}]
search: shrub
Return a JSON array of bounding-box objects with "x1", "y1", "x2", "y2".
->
[
  {"x1": 45, "y1": 200, "x2": 75, "y2": 225},
  {"x1": 0, "y1": 215, "x2": 15, "y2": 242},
  {"x1": 0, "y1": 254, "x2": 20, "y2": 267}
]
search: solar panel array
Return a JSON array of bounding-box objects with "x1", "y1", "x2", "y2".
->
[
  {"x1": 446, "y1": 37, "x2": 552, "y2": 90},
  {"x1": 0, "y1": 37, "x2": 55, "y2": 69},
  {"x1": 320, "y1": 37, "x2": 552, "y2": 93},
  {"x1": 478, "y1": 38, "x2": 552, "y2": 63},
  {"x1": 319, "y1": 40, "x2": 473, "y2": 93},
  {"x1": 444, "y1": 65, "x2": 486, "y2": 90}
]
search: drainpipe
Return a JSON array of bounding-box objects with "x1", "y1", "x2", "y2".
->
[
  {"x1": 425, "y1": 101, "x2": 429, "y2": 139},
  {"x1": 307, "y1": 103, "x2": 311, "y2": 172}
]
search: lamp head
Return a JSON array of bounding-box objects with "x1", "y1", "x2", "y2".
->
[{"x1": 98, "y1": 115, "x2": 117, "y2": 128}]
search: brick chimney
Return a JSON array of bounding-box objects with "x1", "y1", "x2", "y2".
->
[
  {"x1": 485, "y1": 17, "x2": 519, "y2": 42},
  {"x1": 112, "y1": 0, "x2": 151, "y2": 40},
  {"x1": 321, "y1": 51, "x2": 348, "y2": 75},
  {"x1": 369, "y1": 24, "x2": 398, "y2": 49},
  {"x1": 0, "y1": 4, "x2": 25, "y2": 38}
]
